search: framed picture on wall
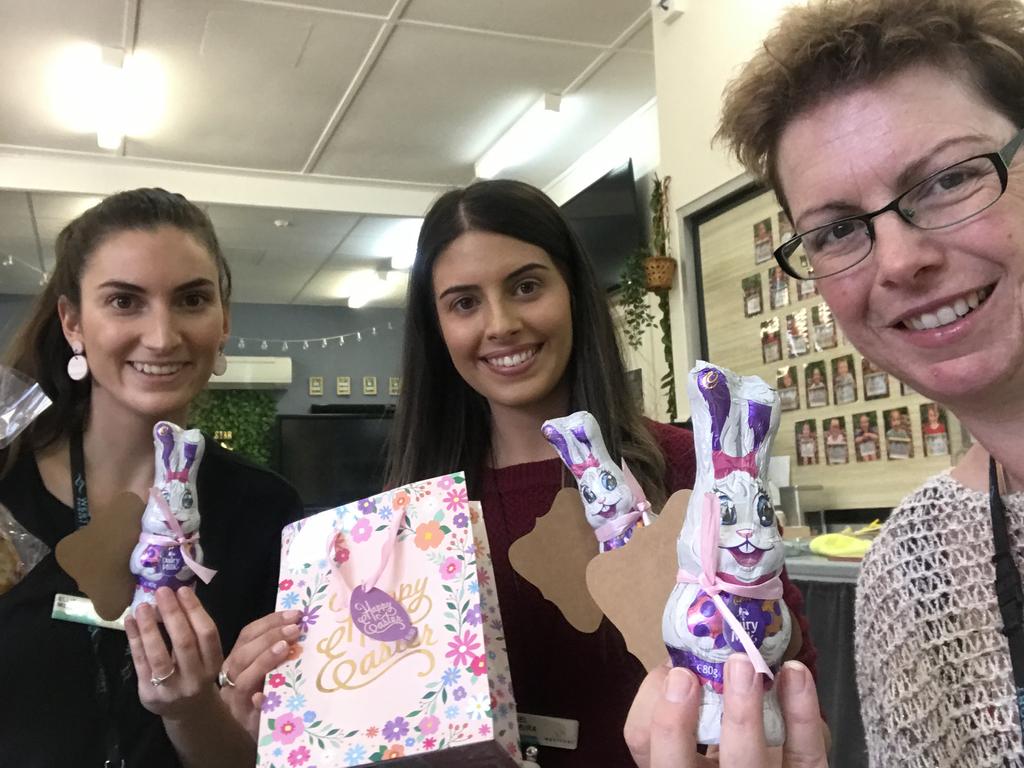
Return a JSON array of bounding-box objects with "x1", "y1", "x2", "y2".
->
[
  {"x1": 754, "y1": 217, "x2": 774, "y2": 264},
  {"x1": 742, "y1": 274, "x2": 764, "y2": 317},
  {"x1": 804, "y1": 361, "x2": 829, "y2": 409},
  {"x1": 777, "y1": 365, "x2": 799, "y2": 412},
  {"x1": 336, "y1": 376, "x2": 351, "y2": 396},
  {"x1": 796, "y1": 278, "x2": 818, "y2": 301},
  {"x1": 777, "y1": 210, "x2": 795, "y2": 245},
  {"x1": 363, "y1": 376, "x2": 378, "y2": 396},
  {"x1": 785, "y1": 309, "x2": 809, "y2": 358},
  {"x1": 811, "y1": 304, "x2": 838, "y2": 350},
  {"x1": 769, "y1": 266, "x2": 790, "y2": 309},
  {"x1": 884, "y1": 407, "x2": 914, "y2": 459},
  {"x1": 862, "y1": 358, "x2": 890, "y2": 400},
  {"x1": 760, "y1": 318, "x2": 783, "y2": 364},
  {"x1": 853, "y1": 411, "x2": 881, "y2": 462},
  {"x1": 831, "y1": 353, "x2": 858, "y2": 405},
  {"x1": 823, "y1": 416, "x2": 849, "y2": 465},
  {"x1": 388, "y1": 376, "x2": 402, "y2": 397},
  {"x1": 308, "y1": 376, "x2": 324, "y2": 397},
  {"x1": 920, "y1": 402, "x2": 951, "y2": 457},
  {"x1": 795, "y1": 419, "x2": 819, "y2": 465}
]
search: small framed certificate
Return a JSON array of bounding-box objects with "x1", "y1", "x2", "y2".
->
[
  {"x1": 388, "y1": 376, "x2": 402, "y2": 396},
  {"x1": 363, "y1": 376, "x2": 378, "y2": 396},
  {"x1": 336, "y1": 376, "x2": 351, "y2": 396},
  {"x1": 308, "y1": 376, "x2": 324, "y2": 397}
]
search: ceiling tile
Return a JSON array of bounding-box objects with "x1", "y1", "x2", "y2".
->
[
  {"x1": 511, "y1": 49, "x2": 655, "y2": 185},
  {"x1": 0, "y1": 0, "x2": 125, "y2": 153},
  {"x1": 402, "y1": 0, "x2": 648, "y2": 46},
  {"x1": 623, "y1": 19, "x2": 653, "y2": 51},
  {"x1": 128, "y1": 0, "x2": 384, "y2": 170},
  {"x1": 206, "y1": 202, "x2": 362, "y2": 252},
  {"x1": 258, "y1": 0, "x2": 393, "y2": 14},
  {"x1": 313, "y1": 24, "x2": 597, "y2": 183}
]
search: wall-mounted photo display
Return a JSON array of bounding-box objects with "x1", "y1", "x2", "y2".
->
[
  {"x1": 769, "y1": 266, "x2": 790, "y2": 309},
  {"x1": 777, "y1": 210, "x2": 795, "y2": 245},
  {"x1": 795, "y1": 419, "x2": 820, "y2": 465},
  {"x1": 742, "y1": 274, "x2": 764, "y2": 317},
  {"x1": 862, "y1": 358, "x2": 890, "y2": 400},
  {"x1": 777, "y1": 365, "x2": 800, "y2": 412},
  {"x1": 823, "y1": 416, "x2": 849, "y2": 465},
  {"x1": 754, "y1": 217, "x2": 774, "y2": 264},
  {"x1": 362, "y1": 376, "x2": 378, "y2": 396},
  {"x1": 920, "y1": 402, "x2": 951, "y2": 457},
  {"x1": 389, "y1": 376, "x2": 403, "y2": 397},
  {"x1": 785, "y1": 309, "x2": 810, "y2": 358},
  {"x1": 761, "y1": 318, "x2": 783, "y2": 364},
  {"x1": 900, "y1": 381, "x2": 918, "y2": 397},
  {"x1": 336, "y1": 376, "x2": 351, "y2": 396},
  {"x1": 308, "y1": 376, "x2": 324, "y2": 397},
  {"x1": 804, "y1": 360, "x2": 829, "y2": 408},
  {"x1": 831, "y1": 353, "x2": 858, "y2": 405},
  {"x1": 811, "y1": 303, "x2": 838, "y2": 351},
  {"x1": 853, "y1": 411, "x2": 881, "y2": 462},
  {"x1": 883, "y1": 407, "x2": 914, "y2": 460},
  {"x1": 796, "y1": 277, "x2": 818, "y2": 301}
]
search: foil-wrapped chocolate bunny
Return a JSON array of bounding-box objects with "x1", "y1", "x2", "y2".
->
[
  {"x1": 129, "y1": 421, "x2": 216, "y2": 611},
  {"x1": 542, "y1": 411, "x2": 651, "y2": 553},
  {"x1": 662, "y1": 363, "x2": 790, "y2": 745}
]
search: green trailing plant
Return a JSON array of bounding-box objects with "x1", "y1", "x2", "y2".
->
[
  {"x1": 619, "y1": 246, "x2": 657, "y2": 350},
  {"x1": 188, "y1": 389, "x2": 278, "y2": 466},
  {"x1": 657, "y1": 291, "x2": 677, "y2": 422}
]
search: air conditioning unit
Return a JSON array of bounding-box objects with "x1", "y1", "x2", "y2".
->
[{"x1": 207, "y1": 356, "x2": 292, "y2": 390}]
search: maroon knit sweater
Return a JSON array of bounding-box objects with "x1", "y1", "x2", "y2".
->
[{"x1": 479, "y1": 420, "x2": 817, "y2": 767}]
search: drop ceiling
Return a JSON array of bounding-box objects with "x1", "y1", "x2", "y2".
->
[{"x1": 0, "y1": 0, "x2": 655, "y2": 305}]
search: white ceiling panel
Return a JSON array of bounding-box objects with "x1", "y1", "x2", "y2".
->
[
  {"x1": 403, "y1": 0, "x2": 649, "y2": 46},
  {"x1": 510, "y1": 50, "x2": 655, "y2": 184},
  {"x1": 313, "y1": 24, "x2": 598, "y2": 182},
  {"x1": 334, "y1": 215, "x2": 421, "y2": 261},
  {"x1": 229, "y1": 261, "x2": 320, "y2": 304},
  {"x1": 623, "y1": 19, "x2": 653, "y2": 52},
  {"x1": 127, "y1": 0, "x2": 384, "y2": 170},
  {"x1": 0, "y1": 0, "x2": 125, "y2": 153},
  {"x1": 291, "y1": 265, "x2": 407, "y2": 306},
  {"x1": 206, "y1": 203, "x2": 361, "y2": 252},
  {"x1": 257, "y1": 0, "x2": 394, "y2": 15}
]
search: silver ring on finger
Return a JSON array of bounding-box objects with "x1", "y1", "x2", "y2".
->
[
  {"x1": 218, "y1": 667, "x2": 237, "y2": 689},
  {"x1": 150, "y1": 665, "x2": 177, "y2": 687}
]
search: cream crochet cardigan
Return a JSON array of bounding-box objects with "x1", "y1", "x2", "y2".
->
[{"x1": 856, "y1": 472, "x2": 1024, "y2": 767}]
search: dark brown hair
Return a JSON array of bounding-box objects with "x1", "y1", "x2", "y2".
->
[
  {"x1": 717, "y1": 0, "x2": 1024, "y2": 209},
  {"x1": 384, "y1": 179, "x2": 668, "y2": 509},
  {"x1": 3, "y1": 187, "x2": 230, "y2": 460}
]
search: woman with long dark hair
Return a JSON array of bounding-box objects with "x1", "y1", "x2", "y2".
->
[{"x1": 386, "y1": 179, "x2": 816, "y2": 766}]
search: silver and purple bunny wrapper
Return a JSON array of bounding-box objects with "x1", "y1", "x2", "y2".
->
[
  {"x1": 129, "y1": 421, "x2": 216, "y2": 611},
  {"x1": 662, "y1": 362, "x2": 790, "y2": 745},
  {"x1": 541, "y1": 411, "x2": 652, "y2": 553}
]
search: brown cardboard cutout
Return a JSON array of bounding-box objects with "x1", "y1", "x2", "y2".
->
[
  {"x1": 508, "y1": 487, "x2": 603, "y2": 633},
  {"x1": 55, "y1": 491, "x2": 144, "y2": 620},
  {"x1": 586, "y1": 488, "x2": 690, "y2": 671}
]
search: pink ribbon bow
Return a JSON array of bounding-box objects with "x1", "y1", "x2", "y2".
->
[
  {"x1": 676, "y1": 492, "x2": 782, "y2": 679},
  {"x1": 712, "y1": 450, "x2": 758, "y2": 479},
  {"x1": 165, "y1": 469, "x2": 191, "y2": 483},
  {"x1": 145, "y1": 489, "x2": 218, "y2": 584}
]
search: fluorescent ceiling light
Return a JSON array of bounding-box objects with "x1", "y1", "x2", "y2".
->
[
  {"x1": 338, "y1": 270, "x2": 406, "y2": 309},
  {"x1": 475, "y1": 93, "x2": 562, "y2": 179},
  {"x1": 49, "y1": 43, "x2": 166, "y2": 150},
  {"x1": 372, "y1": 218, "x2": 423, "y2": 270}
]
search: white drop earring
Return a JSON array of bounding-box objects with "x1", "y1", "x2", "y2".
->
[
  {"x1": 212, "y1": 348, "x2": 227, "y2": 376},
  {"x1": 67, "y1": 341, "x2": 89, "y2": 381}
]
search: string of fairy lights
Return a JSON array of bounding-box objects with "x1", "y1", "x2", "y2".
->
[{"x1": 229, "y1": 321, "x2": 400, "y2": 353}]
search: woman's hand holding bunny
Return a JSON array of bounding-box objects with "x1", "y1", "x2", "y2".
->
[{"x1": 625, "y1": 655, "x2": 828, "y2": 768}]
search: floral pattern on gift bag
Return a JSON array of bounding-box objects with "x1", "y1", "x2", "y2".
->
[{"x1": 256, "y1": 473, "x2": 520, "y2": 767}]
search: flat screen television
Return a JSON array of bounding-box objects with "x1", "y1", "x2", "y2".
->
[
  {"x1": 272, "y1": 407, "x2": 393, "y2": 511},
  {"x1": 560, "y1": 159, "x2": 644, "y2": 291}
]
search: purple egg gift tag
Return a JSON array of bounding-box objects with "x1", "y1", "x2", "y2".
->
[{"x1": 350, "y1": 584, "x2": 418, "y2": 644}]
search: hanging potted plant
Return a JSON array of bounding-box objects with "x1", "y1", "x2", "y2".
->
[{"x1": 618, "y1": 175, "x2": 677, "y2": 421}]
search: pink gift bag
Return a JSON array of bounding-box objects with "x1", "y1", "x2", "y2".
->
[{"x1": 257, "y1": 473, "x2": 520, "y2": 767}]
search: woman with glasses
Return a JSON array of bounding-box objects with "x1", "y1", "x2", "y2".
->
[{"x1": 625, "y1": 0, "x2": 1024, "y2": 766}]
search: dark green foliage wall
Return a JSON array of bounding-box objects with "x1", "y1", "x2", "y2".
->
[{"x1": 189, "y1": 390, "x2": 277, "y2": 466}]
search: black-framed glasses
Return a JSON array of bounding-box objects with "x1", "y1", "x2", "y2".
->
[{"x1": 775, "y1": 126, "x2": 1024, "y2": 280}]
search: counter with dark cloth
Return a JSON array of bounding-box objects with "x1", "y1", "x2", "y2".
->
[
  {"x1": 480, "y1": 421, "x2": 818, "y2": 767},
  {"x1": 0, "y1": 439, "x2": 302, "y2": 768}
]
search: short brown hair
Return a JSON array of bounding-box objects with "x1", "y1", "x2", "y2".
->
[{"x1": 717, "y1": 0, "x2": 1024, "y2": 209}]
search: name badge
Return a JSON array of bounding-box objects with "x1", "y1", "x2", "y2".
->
[
  {"x1": 52, "y1": 594, "x2": 126, "y2": 631},
  {"x1": 517, "y1": 713, "x2": 579, "y2": 750}
]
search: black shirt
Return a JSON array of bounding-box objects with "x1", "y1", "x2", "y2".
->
[{"x1": 0, "y1": 439, "x2": 302, "y2": 768}]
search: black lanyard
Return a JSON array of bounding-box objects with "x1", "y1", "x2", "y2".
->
[
  {"x1": 69, "y1": 430, "x2": 126, "y2": 768},
  {"x1": 988, "y1": 455, "x2": 1024, "y2": 741}
]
